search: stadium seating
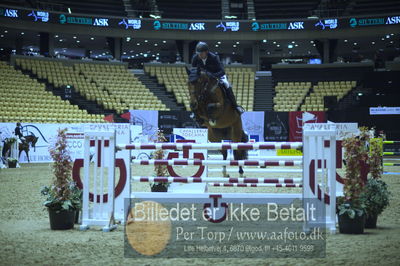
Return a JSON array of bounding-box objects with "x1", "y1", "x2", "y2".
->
[
  {"x1": 301, "y1": 81, "x2": 356, "y2": 111},
  {"x1": 156, "y1": 0, "x2": 222, "y2": 19},
  {"x1": 75, "y1": 63, "x2": 168, "y2": 111},
  {"x1": 274, "y1": 82, "x2": 311, "y2": 112},
  {"x1": 1, "y1": 0, "x2": 126, "y2": 16},
  {"x1": 0, "y1": 61, "x2": 103, "y2": 123},
  {"x1": 15, "y1": 57, "x2": 168, "y2": 113},
  {"x1": 144, "y1": 65, "x2": 255, "y2": 111},
  {"x1": 350, "y1": 0, "x2": 400, "y2": 15},
  {"x1": 254, "y1": 0, "x2": 320, "y2": 19}
]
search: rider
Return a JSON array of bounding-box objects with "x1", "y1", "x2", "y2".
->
[
  {"x1": 14, "y1": 122, "x2": 24, "y2": 143},
  {"x1": 191, "y1": 41, "x2": 244, "y2": 115}
]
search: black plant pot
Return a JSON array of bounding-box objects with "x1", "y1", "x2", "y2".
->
[
  {"x1": 151, "y1": 183, "x2": 168, "y2": 192},
  {"x1": 338, "y1": 213, "x2": 365, "y2": 234},
  {"x1": 8, "y1": 161, "x2": 17, "y2": 168},
  {"x1": 48, "y1": 208, "x2": 75, "y2": 230},
  {"x1": 365, "y1": 214, "x2": 378, "y2": 229}
]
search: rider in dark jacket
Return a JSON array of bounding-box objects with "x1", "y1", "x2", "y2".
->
[
  {"x1": 191, "y1": 42, "x2": 243, "y2": 115},
  {"x1": 15, "y1": 123, "x2": 23, "y2": 139}
]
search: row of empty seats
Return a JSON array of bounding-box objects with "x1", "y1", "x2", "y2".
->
[
  {"x1": 273, "y1": 81, "x2": 357, "y2": 112},
  {"x1": 145, "y1": 65, "x2": 255, "y2": 111},
  {"x1": 274, "y1": 82, "x2": 311, "y2": 112},
  {"x1": 16, "y1": 57, "x2": 168, "y2": 113},
  {"x1": 301, "y1": 81, "x2": 356, "y2": 111},
  {"x1": 0, "y1": 61, "x2": 104, "y2": 124}
]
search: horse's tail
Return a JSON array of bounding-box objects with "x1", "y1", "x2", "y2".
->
[{"x1": 241, "y1": 131, "x2": 249, "y2": 160}]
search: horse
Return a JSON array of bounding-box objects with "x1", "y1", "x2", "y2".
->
[
  {"x1": 186, "y1": 68, "x2": 248, "y2": 177},
  {"x1": 2, "y1": 135, "x2": 39, "y2": 163}
]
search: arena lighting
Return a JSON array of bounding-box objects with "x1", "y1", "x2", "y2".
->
[
  {"x1": 353, "y1": 42, "x2": 357, "y2": 45},
  {"x1": 291, "y1": 41, "x2": 295, "y2": 43},
  {"x1": 344, "y1": 39, "x2": 348, "y2": 42},
  {"x1": 59, "y1": 39, "x2": 63, "y2": 42},
  {"x1": 262, "y1": 39, "x2": 267, "y2": 43},
  {"x1": 90, "y1": 37, "x2": 94, "y2": 40},
  {"x1": 55, "y1": 35, "x2": 58, "y2": 38},
  {"x1": 233, "y1": 44, "x2": 236, "y2": 47},
  {"x1": 4, "y1": 30, "x2": 7, "y2": 33},
  {"x1": 276, "y1": 44, "x2": 280, "y2": 47},
  {"x1": 215, "y1": 44, "x2": 219, "y2": 47},
  {"x1": 68, "y1": 8, "x2": 71, "y2": 14},
  {"x1": 386, "y1": 35, "x2": 390, "y2": 38},
  {"x1": 162, "y1": 40, "x2": 166, "y2": 43},
  {"x1": 73, "y1": 36, "x2": 77, "y2": 39},
  {"x1": 288, "y1": 44, "x2": 293, "y2": 48},
  {"x1": 136, "y1": 43, "x2": 140, "y2": 45},
  {"x1": 144, "y1": 40, "x2": 148, "y2": 42},
  {"x1": 76, "y1": 40, "x2": 80, "y2": 43},
  {"x1": 295, "y1": 44, "x2": 298, "y2": 47},
  {"x1": 154, "y1": 43, "x2": 158, "y2": 46},
  {"x1": 0, "y1": 35, "x2": 3, "y2": 38},
  {"x1": 21, "y1": 32, "x2": 24, "y2": 35},
  {"x1": 390, "y1": 33, "x2": 394, "y2": 36},
  {"x1": 372, "y1": 41, "x2": 375, "y2": 44},
  {"x1": 358, "y1": 92, "x2": 363, "y2": 96},
  {"x1": 273, "y1": 41, "x2": 276, "y2": 44},
  {"x1": 217, "y1": 41, "x2": 221, "y2": 44},
  {"x1": 310, "y1": 40, "x2": 314, "y2": 43},
  {"x1": 236, "y1": 41, "x2": 240, "y2": 44},
  {"x1": 126, "y1": 37, "x2": 131, "y2": 41}
]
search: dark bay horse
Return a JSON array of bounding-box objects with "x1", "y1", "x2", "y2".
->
[
  {"x1": 2, "y1": 135, "x2": 39, "y2": 162},
  {"x1": 187, "y1": 68, "x2": 248, "y2": 177}
]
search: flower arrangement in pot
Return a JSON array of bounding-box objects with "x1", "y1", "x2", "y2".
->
[
  {"x1": 150, "y1": 130, "x2": 170, "y2": 192},
  {"x1": 337, "y1": 127, "x2": 369, "y2": 234},
  {"x1": 359, "y1": 136, "x2": 390, "y2": 228},
  {"x1": 7, "y1": 157, "x2": 18, "y2": 168},
  {"x1": 41, "y1": 128, "x2": 82, "y2": 230}
]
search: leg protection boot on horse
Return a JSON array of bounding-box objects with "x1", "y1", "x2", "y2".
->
[{"x1": 224, "y1": 86, "x2": 245, "y2": 115}]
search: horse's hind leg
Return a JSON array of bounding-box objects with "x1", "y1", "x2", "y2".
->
[{"x1": 221, "y1": 149, "x2": 229, "y2": 177}]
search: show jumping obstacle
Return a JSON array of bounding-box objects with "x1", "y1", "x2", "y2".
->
[
  {"x1": 382, "y1": 140, "x2": 400, "y2": 172},
  {"x1": 80, "y1": 123, "x2": 337, "y2": 233}
]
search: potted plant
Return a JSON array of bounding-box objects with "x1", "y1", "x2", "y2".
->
[
  {"x1": 337, "y1": 128, "x2": 369, "y2": 234},
  {"x1": 150, "y1": 130, "x2": 170, "y2": 192},
  {"x1": 41, "y1": 128, "x2": 82, "y2": 230},
  {"x1": 7, "y1": 157, "x2": 18, "y2": 168},
  {"x1": 359, "y1": 137, "x2": 390, "y2": 228}
]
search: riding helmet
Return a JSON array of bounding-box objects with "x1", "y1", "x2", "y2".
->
[{"x1": 196, "y1": 42, "x2": 209, "y2": 53}]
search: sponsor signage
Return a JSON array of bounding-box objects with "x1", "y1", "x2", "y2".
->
[
  {"x1": 315, "y1": 19, "x2": 338, "y2": 30},
  {"x1": 27, "y1": 10, "x2": 49, "y2": 22},
  {"x1": 0, "y1": 6, "x2": 399, "y2": 32},
  {"x1": 349, "y1": 17, "x2": 385, "y2": 27},
  {"x1": 118, "y1": 18, "x2": 141, "y2": 29},
  {"x1": 370, "y1": 107, "x2": 400, "y2": 115}
]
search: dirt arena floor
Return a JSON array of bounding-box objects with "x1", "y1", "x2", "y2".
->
[{"x1": 1, "y1": 162, "x2": 400, "y2": 266}]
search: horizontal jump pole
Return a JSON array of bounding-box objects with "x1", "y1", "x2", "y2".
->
[
  {"x1": 118, "y1": 142, "x2": 302, "y2": 151},
  {"x1": 383, "y1": 163, "x2": 400, "y2": 166},
  {"x1": 383, "y1": 141, "x2": 400, "y2": 144},
  {"x1": 208, "y1": 183, "x2": 303, "y2": 188},
  {"x1": 383, "y1": 158, "x2": 400, "y2": 161},
  {"x1": 383, "y1": 152, "x2": 400, "y2": 156},
  {"x1": 131, "y1": 176, "x2": 302, "y2": 184},
  {"x1": 208, "y1": 168, "x2": 303, "y2": 173},
  {"x1": 132, "y1": 159, "x2": 302, "y2": 166}
]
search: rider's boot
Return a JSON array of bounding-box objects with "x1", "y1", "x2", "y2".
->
[{"x1": 224, "y1": 86, "x2": 245, "y2": 115}]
